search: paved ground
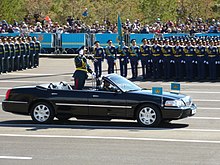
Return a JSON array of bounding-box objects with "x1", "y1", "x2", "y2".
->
[{"x1": 0, "y1": 57, "x2": 219, "y2": 165}]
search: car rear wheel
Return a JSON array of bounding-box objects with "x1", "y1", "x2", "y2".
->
[
  {"x1": 30, "y1": 102, "x2": 54, "y2": 123},
  {"x1": 136, "y1": 104, "x2": 161, "y2": 127}
]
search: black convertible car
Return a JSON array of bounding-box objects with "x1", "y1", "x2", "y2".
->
[{"x1": 2, "y1": 74, "x2": 196, "y2": 127}]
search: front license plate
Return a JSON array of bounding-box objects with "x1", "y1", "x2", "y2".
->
[{"x1": 191, "y1": 109, "x2": 196, "y2": 115}]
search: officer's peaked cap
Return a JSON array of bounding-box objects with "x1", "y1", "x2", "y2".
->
[{"x1": 94, "y1": 41, "x2": 99, "y2": 44}]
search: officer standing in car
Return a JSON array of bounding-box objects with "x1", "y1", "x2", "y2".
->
[{"x1": 73, "y1": 46, "x2": 95, "y2": 90}]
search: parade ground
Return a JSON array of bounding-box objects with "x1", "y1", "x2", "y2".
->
[{"x1": 0, "y1": 57, "x2": 220, "y2": 165}]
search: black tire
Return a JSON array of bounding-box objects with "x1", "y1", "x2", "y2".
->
[
  {"x1": 30, "y1": 102, "x2": 55, "y2": 124},
  {"x1": 136, "y1": 104, "x2": 161, "y2": 127}
]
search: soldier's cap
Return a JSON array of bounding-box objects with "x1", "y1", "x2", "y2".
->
[
  {"x1": 94, "y1": 41, "x2": 99, "y2": 44},
  {"x1": 141, "y1": 38, "x2": 147, "y2": 42},
  {"x1": 131, "y1": 39, "x2": 136, "y2": 43},
  {"x1": 107, "y1": 40, "x2": 112, "y2": 43}
]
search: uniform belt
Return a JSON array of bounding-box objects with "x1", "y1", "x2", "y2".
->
[
  {"x1": 208, "y1": 55, "x2": 216, "y2": 57},
  {"x1": 141, "y1": 54, "x2": 148, "y2": 56},
  {"x1": 185, "y1": 54, "x2": 193, "y2": 56},
  {"x1": 30, "y1": 48, "x2": 34, "y2": 50},
  {"x1": 94, "y1": 57, "x2": 102, "y2": 59},
  {"x1": 130, "y1": 54, "x2": 137, "y2": 57},
  {"x1": 15, "y1": 50, "x2": 19, "y2": 52},
  {"x1": 76, "y1": 68, "x2": 87, "y2": 72},
  {"x1": 197, "y1": 55, "x2": 204, "y2": 57},
  {"x1": 120, "y1": 55, "x2": 126, "y2": 57},
  {"x1": 153, "y1": 54, "x2": 160, "y2": 57},
  {"x1": 163, "y1": 54, "x2": 171, "y2": 57},
  {"x1": 174, "y1": 55, "x2": 181, "y2": 57},
  {"x1": 5, "y1": 51, "x2": 8, "y2": 53}
]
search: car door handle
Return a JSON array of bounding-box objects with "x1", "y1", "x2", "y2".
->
[
  {"x1": 51, "y1": 93, "x2": 58, "y2": 96},
  {"x1": 92, "y1": 95, "x2": 99, "y2": 98}
]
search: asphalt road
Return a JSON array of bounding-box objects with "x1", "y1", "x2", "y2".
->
[{"x1": 0, "y1": 58, "x2": 219, "y2": 165}]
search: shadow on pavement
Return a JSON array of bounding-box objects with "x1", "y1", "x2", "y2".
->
[{"x1": 0, "y1": 119, "x2": 189, "y2": 131}]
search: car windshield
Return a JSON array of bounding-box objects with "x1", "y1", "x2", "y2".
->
[{"x1": 107, "y1": 74, "x2": 141, "y2": 92}]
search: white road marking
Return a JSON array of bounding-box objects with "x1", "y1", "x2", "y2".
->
[
  {"x1": 194, "y1": 99, "x2": 220, "y2": 102},
  {"x1": 0, "y1": 80, "x2": 50, "y2": 83},
  {"x1": 198, "y1": 107, "x2": 220, "y2": 110},
  {"x1": 183, "y1": 91, "x2": 220, "y2": 94},
  {"x1": 191, "y1": 117, "x2": 220, "y2": 120},
  {"x1": 0, "y1": 133, "x2": 219, "y2": 144},
  {"x1": 0, "y1": 156, "x2": 32, "y2": 160}
]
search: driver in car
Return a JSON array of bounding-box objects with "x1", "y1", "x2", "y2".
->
[{"x1": 102, "y1": 80, "x2": 114, "y2": 91}]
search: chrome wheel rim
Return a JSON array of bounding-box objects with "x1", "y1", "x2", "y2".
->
[
  {"x1": 33, "y1": 104, "x2": 50, "y2": 122},
  {"x1": 139, "y1": 107, "x2": 156, "y2": 125}
]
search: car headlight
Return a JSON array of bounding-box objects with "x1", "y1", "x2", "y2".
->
[{"x1": 165, "y1": 100, "x2": 185, "y2": 107}]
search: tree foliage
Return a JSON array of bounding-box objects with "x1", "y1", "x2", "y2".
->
[{"x1": 0, "y1": 0, "x2": 219, "y2": 24}]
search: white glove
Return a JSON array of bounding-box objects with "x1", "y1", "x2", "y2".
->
[
  {"x1": 92, "y1": 72, "x2": 96, "y2": 78},
  {"x1": 121, "y1": 58, "x2": 124, "y2": 62}
]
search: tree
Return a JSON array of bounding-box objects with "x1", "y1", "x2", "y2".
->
[{"x1": 0, "y1": 0, "x2": 26, "y2": 23}]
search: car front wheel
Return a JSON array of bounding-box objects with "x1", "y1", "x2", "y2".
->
[
  {"x1": 136, "y1": 104, "x2": 161, "y2": 127},
  {"x1": 30, "y1": 102, "x2": 54, "y2": 123}
]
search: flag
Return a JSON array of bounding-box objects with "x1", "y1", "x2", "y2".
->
[
  {"x1": 117, "y1": 14, "x2": 123, "y2": 49},
  {"x1": 152, "y1": 87, "x2": 163, "y2": 95},
  {"x1": 171, "y1": 83, "x2": 180, "y2": 93}
]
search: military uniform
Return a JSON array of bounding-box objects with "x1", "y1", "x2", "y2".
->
[
  {"x1": 118, "y1": 42, "x2": 129, "y2": 77},
  {"x1": 151, "y1": 40, "x2": 162, "y2": 79},
  {"x1": 73, "y1": 47, "x2": 94, "y2": 90},
  {"x1": 29, "y1": 38, "x2": 35, "y2": 68},
  {"x1": 196, "y1": 41, "x2": 206, "y2": 80},
  {"x1": 140, "y1": 38, "x2": 151, "y2": 79},
  {"x1": 0, "y1": 41, "x2": 5, "y2": 74},
  {"x1": 207, "y1": 42, "x2": 218, "y2": 80},
  {"x1": 105, "y1": 40, "x2": 117, "y2": 74},
  {"x1": 19, "y1": 39, "x2": 26, "y2": 69},
  {"x1": 129, "y1": 39, "x2": 140, "y2": 79},
  {"x1": 33, "y1": 37, "x2": 41, "y2": 67},
  {"x1": 93, "y1": 41, "x2": 104, "y2": 78},
  {"x1": 25, "y1": 39, "x2": 30, "y2": 69},
  {"x1": 162, "y1": 41, "x2": 173, "y2": 80},
  {"x1": 174, "y1": 41, "x2": 184, "y2": 80},
  {"x1": 184, "y1": 42, "x2": 195, "y2": 81},
  {"x1": 9, "y1": 41, "x2": 15, "y2": 72},
  {"x1": 14, "y1": 41, "x2": 21, "y2": 71},
  {"x1": 3, "y1": 40, "x2": 10, "y2": 73}
]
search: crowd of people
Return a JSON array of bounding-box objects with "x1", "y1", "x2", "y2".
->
[
  {"x1": 0, "y1": 36, "x2": 41, "y2": 73},
  {"x1": 89, "y1": 36, "x2": 220, "y2": 82},
  {"x1": 1, "y1": 15, "x2": 220, "y2": 35}
]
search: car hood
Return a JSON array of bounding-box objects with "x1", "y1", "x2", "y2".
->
[{"x1": 128, "y1": 89, "x2": 186, "y2": 100}]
